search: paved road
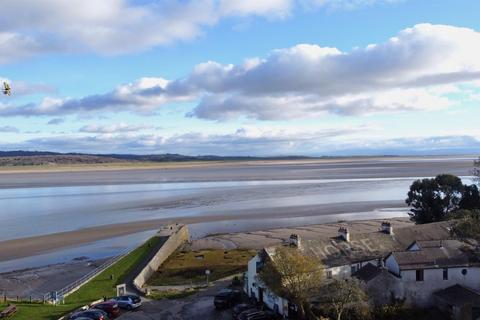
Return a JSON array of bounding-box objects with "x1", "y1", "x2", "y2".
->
[{"x1": 118, "y1": 280, "x2": 233, "y2": 320}]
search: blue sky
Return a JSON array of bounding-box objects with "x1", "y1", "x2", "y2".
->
[{"x1": 0, "y1": 0, "x2": 479, "y2": 156}]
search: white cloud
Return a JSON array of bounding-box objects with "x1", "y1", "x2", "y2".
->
[
  {"x1": 0, "y1": 77, "x2": 55, "y2": 96},
  {"x1": 0, "y1": 0, "x2": 296, "y2": 63},
  {"x1": 79, "y1": 123, "x2": 152, "y2": 134},
  {"x1": 0, "y1": 125, "x2": 19, "y2": 133},
  {"x1": 219, "y1": 0, "x2": 292, "y2": 17},
  {"x1": 2, "y1": 24, "x2": 479, "y2": 120},
  {"x1": 2, "y1": 127, "x2": 479, "y2": 156},
  {"x1": 0, "y1": 77, "x2": 193, "y2": 116},
  {"x1": 308, "y1": 0, "x2": 403, "y2": 10},
  {"x1": 47, "y1": 118, "x2": 65, "y2": 125},
  {"x1": 0, "y1": 125, "x2": 366, "y2": 155}
]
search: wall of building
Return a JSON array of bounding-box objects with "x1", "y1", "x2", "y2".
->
[
  {"x1": 326, "y1": 259, "x2": 379, "y2": 279},
  {"x1": 246, "y1": 254, "x2": 289, "y2": 316},
  {"x1": 246, "y1": 254, "x2": 260, "y2": 298},
  {"x1": 133, "y1": 224, "x2": 190, "y2": 292},
  {"x1": 400, "y1": 267, "x2": 480, "y2": 307},
  {"x1": 385, "y1": 255, "x2": 400, "y2": 276},
  {"x1": 365, "y1": 271, "x2": 403, "y2": 305}
]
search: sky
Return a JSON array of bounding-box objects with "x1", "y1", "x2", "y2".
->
[{"x1": 0, "y1": 0, "x2": 479, "y2": 156}]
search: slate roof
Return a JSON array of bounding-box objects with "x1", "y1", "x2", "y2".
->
[
  {"x1": 353, "y1": 263, "x2": 383, "y2": 282},
  {"x1": 434, "y1": 284, "x2": 480, "y2": 307},
  {"x1": 265, "y1": 220, "x2": 454, "y2": 268},
  {"x1": 390, "y1": 240, "x2": 479, "y2": 270}
]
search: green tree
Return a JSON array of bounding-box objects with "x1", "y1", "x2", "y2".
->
[
  {"x1": 451, "y1": 209, "x2": 480, "y2": 240},
  {"x1": 406, "y1": 174, "x2": 464, "y2": 224},
  {"x1": 258, "y1": 246, "x2": 324, "y2": 320},
  {"x1": 459, "y1": 184, "x2": 480, "y2": 210},
  {"x1": 318, "y1": 278, "x2": 371, "y2": 320}
]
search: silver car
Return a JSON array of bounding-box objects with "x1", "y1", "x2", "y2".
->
[{"x1": 113, "y1": 295, "x2": 142, "y2": 311}]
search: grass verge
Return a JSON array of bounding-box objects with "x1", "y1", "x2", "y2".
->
[
  {"x1": 148, "y1": 288, "x2": 199, "y2": 300},
  {"x1": 3, "y1": 236, "x2": 163, "y2": 320},
  {"x1": 148, "y1": 249, "x2": 256, "y2": 286}
]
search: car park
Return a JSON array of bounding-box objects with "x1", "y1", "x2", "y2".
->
[
  {"x1": 91, "y1": 300, "x2": 121, "y2": 318},
  {"x1": 246, "y1": 310, "x2": 277, "y2": 320},
  {"x1": 69, "y1": 308, "x2": 110, "y2": 320},
  {"x1": 213, "y1": 289, "x2": 242, "y2": 309},
  {"x1": 233, "y1": 303, "x2": 256, "y2": 319},
  {"x1": 238, "y1": 309, "x2": 277, "y2": 320},
  {"x1": 112, "y1": 295, "x2": 142, "y2": 310}
]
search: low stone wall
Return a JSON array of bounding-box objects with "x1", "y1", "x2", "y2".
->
[{"x1": 133, "y1": 224, "x2": 190, "y2": 292}]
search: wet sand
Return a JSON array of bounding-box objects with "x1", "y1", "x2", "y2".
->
[
  {"x1": 0, "y1": 156, "x2": 473, "y2": 189},
  {"x1": 0, "y1": 258, "x2": 107, "y2": 299},
  {"x1": 0, "y1": 200, "x2": 404, "y2": 261},
  {"x1": 0, "y1": 156, "x2": 474, "y2": 261}
]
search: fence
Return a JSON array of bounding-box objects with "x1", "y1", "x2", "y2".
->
[
  {"x1": 43, "y1": 247, "x2": 134, "y2": 303},
  {"x1": 1, "y1": 293, "x2": 45, "y2": 303}
]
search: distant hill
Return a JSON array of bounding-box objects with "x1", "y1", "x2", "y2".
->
[{"x1": 0, "y1": 150, "x2": 316, "y2": 166}]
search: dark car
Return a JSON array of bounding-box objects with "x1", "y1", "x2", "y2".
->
[
  {"x1": 233, "y1": 304, "x2": 256, "y2": 319},
  {"x1": 235, "y1": 308, "x2": 259, "y2": 320},
  {"x1": 91, "y1": 300, "x2": 120, "y2": 318},
  {"x1": 247, "y1": 310, "x2": 277, "y2": 320},
  {"x1": 214, "y1": 289, "x2": 242, "y2": 309},
  {"x1": 239, "y1": 310, "x2": 277, "y2": 320},
  {"x1": 70, "y1": 308, "x2": 110, "y2": 320},
  {"x1": 238, "y1": 310, "x2": 263, "y2": 320},
  {"x1": 112, "y1": 295, "x2": 142, "y2": 310}
]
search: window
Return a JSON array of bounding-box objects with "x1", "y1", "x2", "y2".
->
[
  {"x1": 443, "y1": 268, "x2": 448, "y2": 280},
  {"x1": 462, "y1": 269, "x2": 468, "y2": 276},
  {"x1": 416, "y1": 269, "x2": 424, "y2": 281},
  {"x1": 326, "y1": 270, "x2": 333, "y2": 279}
]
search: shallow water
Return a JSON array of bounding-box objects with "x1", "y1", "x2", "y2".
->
[
  {"x1": 0, "y1": 177, "x2": 416, "y2": 241},
  {"x1": 0, "y1": 169, "x2": 474, "y2": 271}
]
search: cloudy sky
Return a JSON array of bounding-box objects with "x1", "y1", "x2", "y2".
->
[{"x1": 0, "y1": 0, "x2": 479, "y2": 156}]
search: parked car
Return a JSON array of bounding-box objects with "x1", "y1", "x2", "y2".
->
[
  {"x1": 233, "y1": 304, "x2": 256, "y2": 319},
  {"x1": 70, "y1": 308, "x2": 110, "y2": 320},
  {"x1": 91, "y1": 300, "x2": 120, "y2": 318},
  {"x1": 238, "y1": 310, "x2": 263, "y2": 320},
  {"x1": 112, "y1": 295, "x2": 142, "y2": 310},
  {"x1": 214, "y1": 289, "x2": 242, "y2": 309},
  {"x1": 238, "y1": 310, "x2": 277, "y2": 320},
  {"x1": 246, "y1": 310, "x2": 277, "y2": 320}
]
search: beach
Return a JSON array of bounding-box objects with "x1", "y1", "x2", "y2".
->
[{"x1": 0, "y1": 156, "x2": 474, "y2": 261}]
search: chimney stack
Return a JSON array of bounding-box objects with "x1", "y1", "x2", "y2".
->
[
  {"x1": 381, "y1": 221, "x2": 394, "y2": 235},
  {"x1": 289, "y1": 234, "x2": 302, "y2": 249},
  {"x1": 338, "y1": 227, "x2": 350, "y2": 242}
]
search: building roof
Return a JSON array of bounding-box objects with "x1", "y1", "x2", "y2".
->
[
  {"x1": 265, "y1": 221, "x2": 454, "y2": 268},
  {"x1": 390, "y1": 240, "x2": 479, "y2": 270},
  {"x1": 353, "y1": 263, "x2": 383, "y2": 282},
  {"x1": 434, "y1": 284, "x2": 480, "y2": 307}
]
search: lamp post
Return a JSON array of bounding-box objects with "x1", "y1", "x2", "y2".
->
[{"x1": 205, "y1": 269, "x2": 211, "y2": 286}]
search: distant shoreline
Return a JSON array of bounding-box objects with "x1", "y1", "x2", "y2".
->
[{"x1": 0, "y1": 154, "x2": 475, "y2": 174}]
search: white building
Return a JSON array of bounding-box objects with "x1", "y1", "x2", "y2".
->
[
  {"x1": 383, "y1": 239, "x2": 480, "y2": 307},
  {"x1": 245, "y1": 221, "x2": 480, "y2": 319}
]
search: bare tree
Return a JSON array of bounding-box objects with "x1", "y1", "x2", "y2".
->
[
  {"x1": 258, "y1": 246, "x2": 324, "y2": 319},
  {"x1": 319, "y1": 278, "x2": 371, "y2": 320}
]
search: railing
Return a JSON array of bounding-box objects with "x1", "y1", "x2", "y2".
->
[{"x1": 43, "y1": 247, "x2": 134, "y2": 303}]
